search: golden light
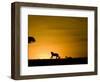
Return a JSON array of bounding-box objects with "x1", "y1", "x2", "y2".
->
[{"x1": 28, "y1": 15, "x2": 87, "y2": 60}]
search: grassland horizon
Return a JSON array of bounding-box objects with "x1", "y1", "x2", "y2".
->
[{"x1": 28, "y1": 57, "x2": 88, "y2": 66}]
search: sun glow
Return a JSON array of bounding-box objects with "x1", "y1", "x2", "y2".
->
[{"x1": 28, "y1": 15, "x2": 87, "y2": 59}]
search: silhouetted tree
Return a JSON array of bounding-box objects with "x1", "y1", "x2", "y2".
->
[{"x1": 28, "y1": 36, "x2": 36, "y2": 43}]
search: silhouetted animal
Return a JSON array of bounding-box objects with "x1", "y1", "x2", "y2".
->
[
  {"x1": 28, "y1": 36, "x2": 36, "y2": 43},
  {"x1": 51, "y1": 52, "x2": 60, "y2": 59}
]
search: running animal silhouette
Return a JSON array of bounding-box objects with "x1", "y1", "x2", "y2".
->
[{"x1": 51, "y1": 52, "x2": 60, "y2": 59}]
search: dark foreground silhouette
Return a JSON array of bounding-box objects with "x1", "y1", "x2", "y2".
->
[{"x1": 28, "y1": 57, "x2": 87, "y2": 67}]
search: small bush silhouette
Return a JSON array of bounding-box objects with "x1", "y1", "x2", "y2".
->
[{"x1": 65, "y1": 56, "x2": 72, "y2": 59}]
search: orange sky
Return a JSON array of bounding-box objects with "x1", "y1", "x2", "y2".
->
[{"x1": 28, "y1": 15, "x2": 88, "y2": 59}]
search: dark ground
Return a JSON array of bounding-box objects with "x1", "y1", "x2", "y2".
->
[{"x1": 28, "y1": 57, "x2": 88, "y2": 67}]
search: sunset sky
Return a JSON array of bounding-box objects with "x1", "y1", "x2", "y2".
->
[{"x1": 28, "y1": 15, "x2": 87, "y2": 59}]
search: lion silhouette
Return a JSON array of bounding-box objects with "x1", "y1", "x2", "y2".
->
[{"x1": 51, "y1": 52, "x2": 60, "y2": 59}]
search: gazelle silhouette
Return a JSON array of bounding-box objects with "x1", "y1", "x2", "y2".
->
[{"x1": 51, "y1": 52, "x2": 60, "y2": 59}]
